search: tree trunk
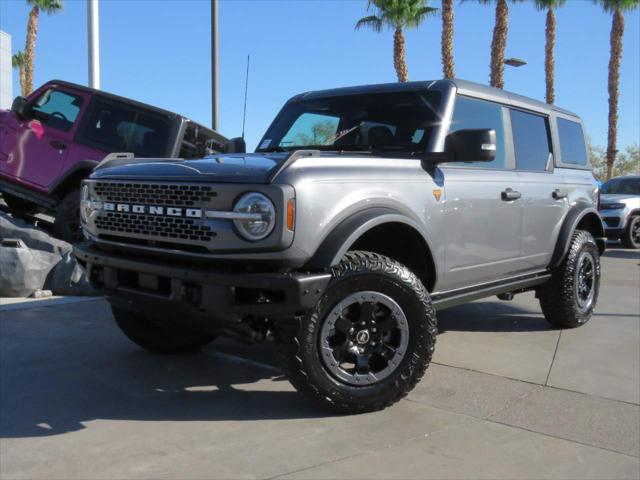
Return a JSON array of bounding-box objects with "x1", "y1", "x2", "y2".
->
[
  {"x1": 393, "y1": 26, "x2": 409, "y2": 83},
  {"x1": 19, "y1": 66, "x2": 26, "y2": 97},
  {"x1": 490, "y1": 0, "x2": 508, "y2": 89},
  {"x1": 606, "y1": 8, "x2": 624, "y2": 181},
  {"x1": 545, "y1": 8, "x2": 556, "y2": 104},
  {"x1": 441, "y1": 0, "x2": 455, "y2": 79},
  {"x1": 24, "y1": 6, "x2": 40, "y2": 96}
]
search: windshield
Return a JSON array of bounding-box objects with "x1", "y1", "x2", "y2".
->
[
  {"x1": 601, "y1": 177, "x2": 640, "y2": 195},
  {"x1": 257, "y1": 90, "x2": 443, "y2": 155}
]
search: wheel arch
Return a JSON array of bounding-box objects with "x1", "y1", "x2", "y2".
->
[
  {"x1": 306, "y1": 208, "x2": 437, "y2": 291},
  {"x1": 48, "y1": 160, "x2": 98, "y2": 201},
  {"x1": 549, "y1": 203, "x2": 605, "y2": 269}
]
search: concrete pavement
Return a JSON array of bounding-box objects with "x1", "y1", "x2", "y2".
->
[{"x1": 1, "y1": 248, "x2": 638, "y2": 479}]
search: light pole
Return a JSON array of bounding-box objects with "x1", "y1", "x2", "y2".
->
[
  {"x1": 211, "y1": 0, "x2": 219, "y2": 131},
  {"x1": 87, "y1": 0, "x2": 100, "y2": 89}
]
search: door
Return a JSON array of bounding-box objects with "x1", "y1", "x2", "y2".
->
[
  {"x1": 510, "y1": 108, "x2": 568, "y2": 271},
  {"x1": 441, "y1": 95, "x2": 523, "y2": 291},
  {"x1": 1, "y1": 87, "x2": 85, "y2": 188}
]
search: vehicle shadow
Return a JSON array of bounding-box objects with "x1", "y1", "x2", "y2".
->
[
  {"x1": 603, "y1": 248, "x2": 640, "y2": 260},
  {"x1": 437, "y1": 301, "x2": 555, "y2": 334},
  {"x1": 0, "y1": 329, "x2": 331, "y2": 440}
]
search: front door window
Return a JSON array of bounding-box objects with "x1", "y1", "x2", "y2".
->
[{"x1": 29, "y1": 89, "x2": 83, "y2": 132}]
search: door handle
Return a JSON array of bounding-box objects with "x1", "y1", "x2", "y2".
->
[
  {"x1": 501, "y1": 188, "x2": 521, "y2": 201},
  {"x1": 49, "y1": 140, "x2": 67, "y2": 150},
  {"x1": 552, "y1": 188, "x2": 567, "y2": 200}
]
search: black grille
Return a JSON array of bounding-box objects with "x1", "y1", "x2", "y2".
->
[
  {"x1": 94, "y1": 182, "x2": 217, "y2": 207},
  {"x1": 602, "y1": 217, "x2": 620, "y2": 228},
  {"x1": 95, "y1": 212, "x2": 215, "y2": 241}
]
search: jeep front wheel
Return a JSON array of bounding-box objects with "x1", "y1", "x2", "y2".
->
[
  {"x1": 275, "y1": 251, "x2": 436, "y2": 414},
  {"x1": 53, "y1": 189, "x2": 83, "y2": 243},
  {"x1": 539, "y1": 230, "x2": 601, "y2": 328},
  {"x1": 112, "y1": 307, "x2": 216, "y2": 354}
]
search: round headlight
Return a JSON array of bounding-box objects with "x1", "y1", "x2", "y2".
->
[
  {"x1": 80, "y1": 184, "x2": 90, "y2": 223},
  {"x1": 233, "y1": 192, "x2": 276, "y2": 241}
]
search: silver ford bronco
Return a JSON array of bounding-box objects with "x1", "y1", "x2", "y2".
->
[{"x1": 74, "y1": 80, "x2": 605, "y2": 413}]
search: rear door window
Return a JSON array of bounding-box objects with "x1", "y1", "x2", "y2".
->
[
  {"x1": 29, "y1": 88, "x2": 83, "y2": 132},
  {"x1": 448, "y1": 96, "x2": 506, "y2": 169},
  {"x1": 80, "y1": 98, "x2": 171, "y2": 156},
  {"x1": 557, "y1": 118, "x2": 588, "y2": 166},
  {"x1": 510, "y1": 109, "x2": 552, "y2": 171}
]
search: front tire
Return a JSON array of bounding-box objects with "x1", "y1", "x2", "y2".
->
[
  {"x1": 539, "y1": 230, "x2": 600, "y2": 328},
  {"x1": 53, "y1": 189, "x2": 83, "y2": 243},
  {"x1": 112, "y1": 307, "x2": 216, "y2": 354},
  {"x1": 622, "y1": 216, "x2": 640, "y2": 249},
  {"x1": 275, "y1": 251, "x2": 436, "y2": 414}
]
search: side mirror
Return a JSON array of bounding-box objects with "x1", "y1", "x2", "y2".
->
[
  {"x1": 444, "y1": 129, "x2": 496, "y2": 163},
  {"x1": 226, "y1": 137, "x2": 246, "y2": 154},
  {"x1": 11, "y1": 96, "x2": 28, "y2": 119}
]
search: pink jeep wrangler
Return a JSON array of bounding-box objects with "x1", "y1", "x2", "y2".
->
[{"x1": 0, "y1": 80, "x2": 233, "y2": 242}]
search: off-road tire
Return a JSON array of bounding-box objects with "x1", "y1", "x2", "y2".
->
[
  {"x1": 274, "y1": 251, "x2": 436, "y2": 414},
  {"x1": 2, "y1": 193, "x2": 40, "y2": 217},
  {"x1": 112, "y1": 307, "x2": 216, "y2": 354},
  {"x1": 622, "y1": 216, "x2": 640, "y2": 249},
  {"x1": 53, "y1": 189, "x2": 82, "y2": 243},
  {"x1": 539, "y1": 230, "x2": 600, "y2": 328}
]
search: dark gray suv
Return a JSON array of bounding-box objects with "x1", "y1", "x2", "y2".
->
[{"x1": 74, "y1": 79, "x2": 605, "y2": 413}]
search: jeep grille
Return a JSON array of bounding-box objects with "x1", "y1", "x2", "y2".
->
[{"x1": 94, "y1": 182, "x2": 217, "y2": 207}]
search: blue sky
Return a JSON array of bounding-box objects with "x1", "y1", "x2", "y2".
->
[{"x1": 1, "y1": 0, "x2": 638, "y2": 152}]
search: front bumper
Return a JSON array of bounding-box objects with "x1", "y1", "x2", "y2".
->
[
  {"x1": 599, "y1": 209, "x2": 627, "y2": 238},
  {"x1": 73, "y1": 242, "x2": 331, "y2": 326}
]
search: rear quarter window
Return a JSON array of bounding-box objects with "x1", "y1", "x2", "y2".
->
[{"x1": 557, "y1": 118, "x2": 588, "y2": 166}]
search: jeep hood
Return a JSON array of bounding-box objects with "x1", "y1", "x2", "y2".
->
[{"x1": 90, "y1": 153, "x2": 289, "y2": 184}]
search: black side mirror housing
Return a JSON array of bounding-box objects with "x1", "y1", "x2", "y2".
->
[
  {"x1": 443, "y1": 128, "x2": 497, "y2": 163},
  {"x1": 11, "y1": 96, "x2": 28, "y2": 119},
  {"x1": 226, "y1": 137, "x2": 246, "y2": 154}
]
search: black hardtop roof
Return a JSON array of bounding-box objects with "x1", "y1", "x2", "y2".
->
[
  {"x1": 45, "y1": 79, "x2": 218, "y2": 133},
  {"x1": 293, "y1": 78, "x2": 579, "y2": 118}
]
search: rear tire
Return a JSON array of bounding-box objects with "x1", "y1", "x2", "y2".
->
[
  {"x1": 275, "y1": 251, "x2": 436, "y2": 414},
  {"x1": 53, "y1": 189, "x2": 82, "y2": 243},
  {"x1": 112, "y1": 307, "x2": 216, "y2": 354},
  {"x1": 622, "y1": 216, "x2": 640, "y2": 249},
  {"x1": 539, "y1": 230, "x2": 600, "y2": 328},
  {"x1": 2, "y1": 193, "x2": 40, "y2": 217}
]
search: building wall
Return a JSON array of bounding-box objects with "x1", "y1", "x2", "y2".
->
[{"x1": 0, "y1": 31, "x2": 13, "y2": 110}]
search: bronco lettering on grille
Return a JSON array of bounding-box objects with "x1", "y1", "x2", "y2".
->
[{"x1": 100, "y1": 203, "x2": 203, "y2": 218}]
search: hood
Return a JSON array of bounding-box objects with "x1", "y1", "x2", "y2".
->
[
  {"x1": 90, "y1": 153, "x2": 289, "y2": 184},
  {"x1": 600, "y1": 194, "x2": 640, "y2": 204}
]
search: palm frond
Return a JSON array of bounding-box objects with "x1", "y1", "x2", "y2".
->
[
  {"x1": 355, "y1": 15, "x2": 384, "y2": 32},
  {"x1": 594, "y1": 0, "x2": 639, "y2": 14},
  {"x1": 27, "y1": 0, "x2": 64, "y2": 14}
]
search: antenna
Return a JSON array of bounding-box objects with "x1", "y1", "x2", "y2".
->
[{"x1": 242, "y1": 54, "x2": 250, "y2": 139}]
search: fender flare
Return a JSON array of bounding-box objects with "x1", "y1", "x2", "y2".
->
[
  {"x1": 48, "y1": 160, "x2": 99, "y2": 198},
  {"x1": 548, "y1": 203, "x2": 605, "y2": 269},
  {"x1": 306, "y1": 207, "x2": 433, "y2": 269}
]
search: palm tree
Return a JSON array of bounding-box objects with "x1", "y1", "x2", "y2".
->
[
  {"x1": 12, "y1": 51, "x2": 27, "y2": 97},
  {"x1": 23, "y1": 0, "x2": 64, "y2": 96},
  {"x1": 441, "y1": 0, "x2": 455, "y2": 79},
  {"x1": 534, "y1": 0, "x2": 565, "y2": 105},
  {"x1": 595, "y1": 0, "x2": 639, "y2": 180},
  {"x1": 468, "y1": 0, "x2": 523, "y2": 89},
  {"x1": 355, "y1": 0, "x2": 438, "y2": 82}
]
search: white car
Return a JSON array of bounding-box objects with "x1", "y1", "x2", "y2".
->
[{"x1": 599, "y1": 175, "x2": 640, "y2": 248}]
